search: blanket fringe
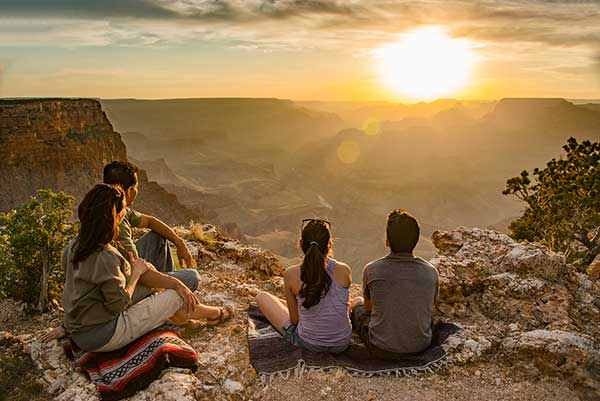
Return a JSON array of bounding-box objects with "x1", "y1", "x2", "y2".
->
[{"x1": 257, "y1": 355, "x2": 451, "y2": 384}]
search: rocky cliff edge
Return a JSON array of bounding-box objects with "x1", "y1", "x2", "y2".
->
[{"x1": 1, "y1": 226, "x2": 598, "y2": 400}]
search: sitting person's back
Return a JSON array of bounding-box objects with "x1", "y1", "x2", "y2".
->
[
  {"x1": 256, "y1": 219, "x2": 352, "y2": 354},
  {"x1": 296, "y1": 257, "x2": 352, "y2": 348},
  {"x1": 363, "y1": 253, "x2": 437, "y2": 354},
  {"x1": 351, "y1": 210, "x2": 438, "y2": 358}
]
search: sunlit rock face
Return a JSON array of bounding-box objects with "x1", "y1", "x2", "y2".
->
[
  {"x1": 0, "y1": 98, "x2": 201, "y2": 224},
  {"x1": 433, "y1": 227, "x2": 600, "y2": 398},
  {"x1": 0, "y1": 98, "x2": 126, "y2": 211}
]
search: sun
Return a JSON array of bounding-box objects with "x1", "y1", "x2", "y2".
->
[{"x1": 373, "y1": 26, "x2": 476, "y2": 101}]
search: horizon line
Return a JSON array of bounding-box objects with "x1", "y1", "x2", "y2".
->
[{"x1": 2, "y1": 96, "x2": 600, "y2": 105}]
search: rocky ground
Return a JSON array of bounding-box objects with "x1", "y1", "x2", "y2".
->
[{"x1": 1, "y1": 225, "x2": 598, "y2": 401}]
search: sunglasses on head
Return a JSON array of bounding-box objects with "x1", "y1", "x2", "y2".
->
[{"x1": 301, "y1": 218, "x2": 331, "y2": 229}]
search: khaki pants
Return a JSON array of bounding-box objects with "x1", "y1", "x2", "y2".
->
[{"x1": 96, "y1": 289, "x2": 183, "y2": 352}]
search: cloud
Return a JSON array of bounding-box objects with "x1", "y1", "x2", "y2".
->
[
  {"x1": 0, "y1": 0, "x2": 363, "y2": 22},
  {"x1": 255, "y1": 0, "x2": 361, "y2": 18},
  {"x1": 1, "y1": 0, "x2": 178, "y2": 19},
  {"x1": 1, "y1": 0, "x2": 600, "y2": 52}
]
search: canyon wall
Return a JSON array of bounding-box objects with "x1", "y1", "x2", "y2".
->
[{"x1": 0, "y1": 98, "x2": 201, "y2": 225}]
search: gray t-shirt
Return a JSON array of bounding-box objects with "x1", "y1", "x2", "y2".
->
[{"x1": 362, "y1": 253, "x2": 438, "y2": 354}]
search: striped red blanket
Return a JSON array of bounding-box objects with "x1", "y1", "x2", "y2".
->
[{"x1": 60, "y1": 324, "x2": 199, "y2": 401}]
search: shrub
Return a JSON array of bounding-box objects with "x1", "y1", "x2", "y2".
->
[
  {"x1": 503, "y1": 137, "x2": 600, "y2": 268},
  {"x1": 0, "y1": 190, "x2": 77, "y2": 311}
]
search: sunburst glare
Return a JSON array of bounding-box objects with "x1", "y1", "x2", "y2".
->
[{"x1": 373, "y1": 26, "x2": 477, "y2": 101}]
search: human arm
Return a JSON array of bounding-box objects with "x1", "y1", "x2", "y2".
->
[
  {"x1": 284, "y1": 268, "x2": 300, "y2": 325},
  {"x1": 100, "y1": 252, "x2": 147, "y2": 313},
  {"x1": 138, "y1": 214, "x2": 194, "y2": 268},
  {"x1": 137, "y1": 262, "x2": 200, "y2": 314},
  {"x1": 361, "y1": 265, "x2": 373, "y2": 312},
  {"x1": 124, "y1": 252, "x2": 148, "y2": 298}
]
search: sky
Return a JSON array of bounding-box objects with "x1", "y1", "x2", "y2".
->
[{"x1": 1, "y1": 0, "x2": 600, "y2": 101}]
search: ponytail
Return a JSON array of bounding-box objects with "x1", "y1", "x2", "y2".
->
[{"x1": 298, "y1": 222, "x2": 332, "y2": 309}]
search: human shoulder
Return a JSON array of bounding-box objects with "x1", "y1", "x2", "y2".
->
[
  {"x1": 414, "y1": 257, "x2": 437, "y2": 271},
  {"x1": 124, "y1": 207, "x2": 142, "y2": 228},
  {"x1": 77, "y1": 245, "x2": 126, "y2": 283},
  {"x1": 284, "y1": 263, "x2": 301, "y2": 293},
  {"x1": 91, "y1": 244, "x2": 125, "y2": 268},
  {"x1": 333, "y1": 259, "x2": 352, "y2": 275},
  {"x1": 331, "y1": 259, "x2": 352, "y2": 288},
  {"x1": 364, "y1": 256, "x2": 390, "y2": 272},
  {"x1": 284, "y1": 263, "x2": 301, "y2": 278}
]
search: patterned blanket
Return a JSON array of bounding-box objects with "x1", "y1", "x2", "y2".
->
[
  {"x1": 247, "y1": 304, "x2": 461, "y2": 382},
  {"x1": 61, "y1": 324, "x2": 199, "y2": 401}
]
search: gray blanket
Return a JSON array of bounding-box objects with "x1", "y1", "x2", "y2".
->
[{"x1": 247, "y1": 303, "x2": 461, "y2": 382}]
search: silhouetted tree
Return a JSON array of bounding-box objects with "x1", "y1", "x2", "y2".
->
[
  {"x1": 0, "y1": 190, "x2": 77, "y2": 311},
  {"x1": 503, "y1": 137, "x2": 600, "y2": 269}
]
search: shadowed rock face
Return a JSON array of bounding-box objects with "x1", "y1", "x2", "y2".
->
[{"x1": 0, "y1": 98, "x2": 202, "y2": 225}]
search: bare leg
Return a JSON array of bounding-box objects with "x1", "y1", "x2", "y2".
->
[{"x1": 255, "y1": 291, "x2": 291, "y2": 333}]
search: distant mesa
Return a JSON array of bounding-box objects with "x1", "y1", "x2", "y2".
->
[{"x1": 100, "y1": 98, "x2": 344, "y2": 151}]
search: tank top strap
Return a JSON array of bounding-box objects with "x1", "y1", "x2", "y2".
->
[{"x1": 326, "y1": 257, "x2": 337, "y2": 275}]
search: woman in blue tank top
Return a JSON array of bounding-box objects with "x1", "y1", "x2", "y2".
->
[{"x1": 256, "y1": 219, "x2": 352, "y2": 353}]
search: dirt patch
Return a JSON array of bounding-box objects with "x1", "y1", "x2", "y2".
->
[{"x1": 0, "y1": 332, "x2": 51, "y2": 401}]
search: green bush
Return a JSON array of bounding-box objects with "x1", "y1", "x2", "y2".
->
[
  {"x1": 503, "y1": 137, "x2": 600, "y2": 268},
  {"x1": 0, "y1": 190, "x2": 77, "y2": 311}
]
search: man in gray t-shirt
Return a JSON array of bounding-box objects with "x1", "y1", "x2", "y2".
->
[{"x1": 351, "y1": 210, "x2": 438, "y2": 358}]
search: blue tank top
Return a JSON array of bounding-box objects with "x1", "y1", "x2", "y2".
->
[{"x1": 296, "y1": 258, "x2": 352, "y2": 347}]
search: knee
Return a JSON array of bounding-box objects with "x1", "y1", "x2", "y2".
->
[
  {"x1": 187, "y1": 270, "x2": 201, "y2": 292},
  {"x1": 146, "y1": 231, "x2": 167, "y2": 246},
  {"x1": 255, "y1": 291, "x2": 269, "y2": 305},
  {"x1": 163, "y1": 289, "x2": 184, "y2": 311}
]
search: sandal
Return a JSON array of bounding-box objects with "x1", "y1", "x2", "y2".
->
[{"x1": 206, "y1": 305, "x2": 235, "y2": 326}]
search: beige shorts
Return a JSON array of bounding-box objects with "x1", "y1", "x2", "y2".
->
[{"x1": 95, "y1": 289, "x2": 183, "y2": 352}]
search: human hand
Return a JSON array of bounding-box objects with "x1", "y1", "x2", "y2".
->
[
  {"x1": 176, "y1": 240, "x2": 195, "y2": 268},
  {"x1": 128, "y1": 251, "x2": 149, "y2": 277},
  {"x1": 175, "y1": 283, "x2": 201, "y2": 316},
  {"x1": 39, "y1": 326, "x2": 66, "y2": 342}
]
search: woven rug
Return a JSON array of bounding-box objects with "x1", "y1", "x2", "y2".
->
[
  {"x1": 247, "y1": 304, "x2": 461, "y2": 382},
  {"x1": 61, "y1": 323, "x2": 199, "y2": 401}
]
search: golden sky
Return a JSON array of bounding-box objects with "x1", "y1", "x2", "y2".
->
[{"x1": 1, "y1": 0, "x2": 599, "y2": 101}]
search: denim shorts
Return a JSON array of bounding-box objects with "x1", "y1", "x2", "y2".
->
[{"x1": 282, "y1": 321, "x2": 349, "y2": 354}]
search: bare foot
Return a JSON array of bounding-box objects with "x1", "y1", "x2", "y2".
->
[
  {"x1": 183, "y1": 319, "x2": 205, "y2": 337},
  {"x1": 39, "y1": 326, "x2": 66, "y2": 342}
]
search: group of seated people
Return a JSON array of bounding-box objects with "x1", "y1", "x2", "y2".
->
[
  {"x1": 257, "y1": 213, "x2": 438, "y2": 358},
  {"x1": 43, "y1": 160, "x2": 439, "y2": 360}
]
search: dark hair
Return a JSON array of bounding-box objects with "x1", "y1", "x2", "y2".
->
[
  {"x1": 298, "y1": 220, "x2": 332, "y2": 309},
  {"x1": 72, "y1": 184, "x2": 125, "y2": 266},
  {"x1": 386, "y1": 209, "x2": 420, "y2": 253},
  {"x1": 103, "y1": 161, "x2": 138, "y2": 190}
]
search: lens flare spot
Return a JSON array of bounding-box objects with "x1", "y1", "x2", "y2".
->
[{"x1": 337, "y1": 140, "x2": 361, "y2": 164}]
